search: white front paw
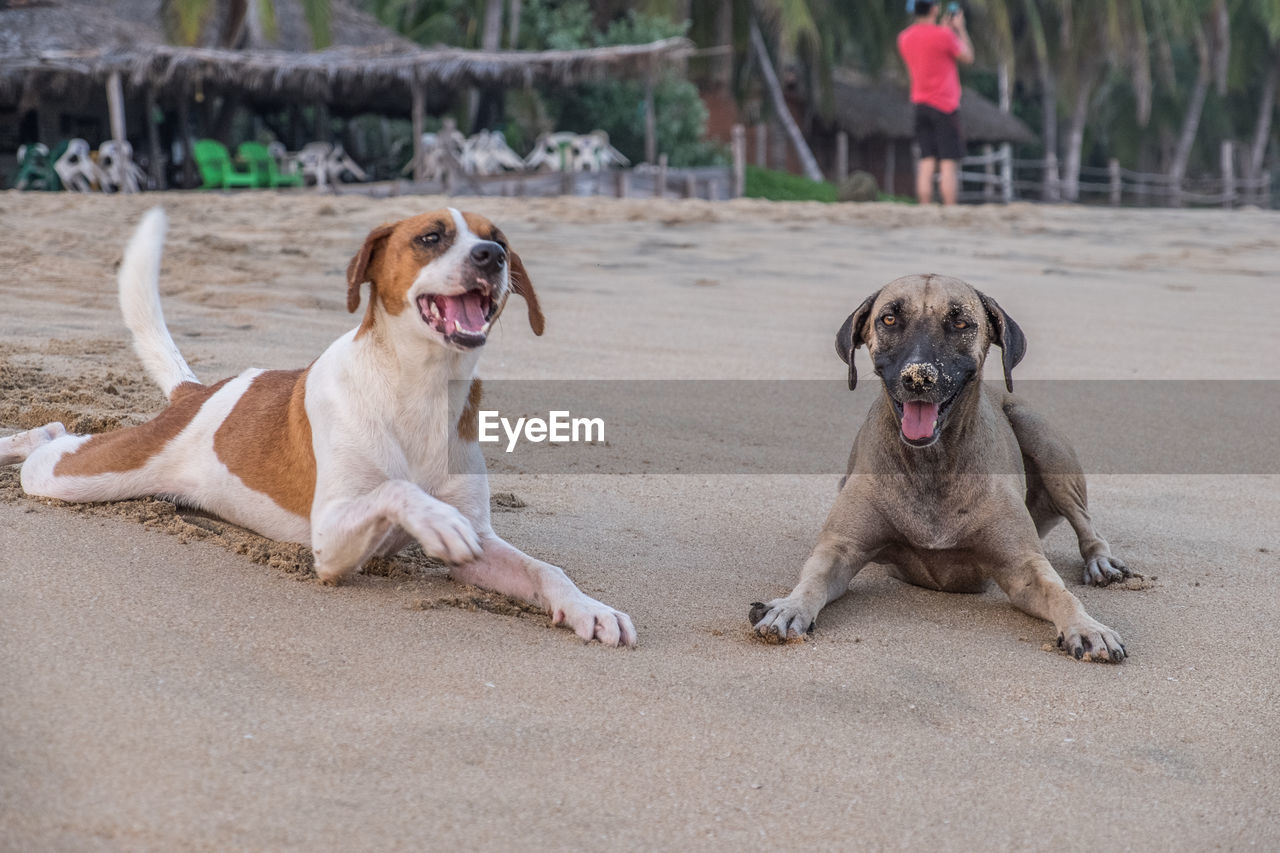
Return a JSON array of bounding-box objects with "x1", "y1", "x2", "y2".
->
[
  {"x1": 407, "y1": 503, "x2": 482, "y2": 564},
  {"x1": 552, "y1": 595, "x2": 637, "y2": 647},
  {"x1": 749, "y1": 598, "x2": 815, "y2": 644}
]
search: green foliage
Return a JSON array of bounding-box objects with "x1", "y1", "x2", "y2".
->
[
  {"x1": 517, "y1": 2, "x2": 725, "y2": 165},
  {"x1": 300, "y1": 0, "x2": 332, "y2": 48},
  {"x1": 744, "y1": 165, "x2": 837, "y2": 201}
]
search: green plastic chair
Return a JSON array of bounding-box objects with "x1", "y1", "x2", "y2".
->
[
  {"x1": 193, "y1": 139, "x2": 257, "y2": 189},
  {"x1": 13, "y1": 143, "x2": 61, "y2": 191},
  {"x1": 237, "y1": 141, "x2": 303, "y2": 188}
]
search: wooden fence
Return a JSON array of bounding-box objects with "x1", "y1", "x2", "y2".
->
[{"x1": 959, "y1": 140, "x2": 1272, "y2": 209}]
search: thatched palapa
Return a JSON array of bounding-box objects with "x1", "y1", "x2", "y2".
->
[
  {"x1": 0, "y1": 0, "x2": 691, "y2": 112},
  {"x1": 2, "y1": 40, "x2": 695, "y2": 111},
  {"x1": 830, "y1": 69, "x2": 1033, "y2": 146}
]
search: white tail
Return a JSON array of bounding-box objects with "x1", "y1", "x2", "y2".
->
[{"x1": 118, "y1": 208, "x2": 198, "y2": 396}]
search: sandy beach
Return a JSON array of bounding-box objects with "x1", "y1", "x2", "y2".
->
[{"x1": 1, "y1": 191, "x2": 1278, "y2": 850}]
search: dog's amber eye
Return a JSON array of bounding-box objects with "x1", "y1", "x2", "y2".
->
[
  {"x1": 952, "y1": 319, "x2": 968, "y2": 330},
  {"x1": 416, "y1": 232, "x2": 441, "y2": 246},
  {"x1": 881, "y1": 315, "x2": 896, "y2": 327}
]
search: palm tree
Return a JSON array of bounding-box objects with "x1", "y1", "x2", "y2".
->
[
  {"x1": 686, "y1": 0, "x2": 893, "y2": 181},
  {"x1": 1236, "y1": 0, "x2": 1280, "y2": 183},
  {"x1": 162, "y1": 0, "x2": 332, "y2": 48},
  {"x1": 1164, "y1": 0, "x2": 1229, "y2": 197}
]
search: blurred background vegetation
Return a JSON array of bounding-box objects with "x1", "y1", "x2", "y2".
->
[{"x1": 164, "y1": 0, "x2": 1280, "y2": 194}]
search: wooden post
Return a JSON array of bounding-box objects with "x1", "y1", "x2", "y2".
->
[
  {"x1": 1221, "y1": 140, "x2": 1235, "y2": 209},
  {"x1": 754, "y1": 123, "x2": 767, "y2": 168},
  {"x1": 835, "y1": 130, "x2": 848, "y2": 183},
  {"x1": 178, "y1": 87, "x2": 196, "y2": 189},
  {"x1": 731, "y1": 124, "x2": 746, "y2": 198},
  {"x1": 1044, "y1": 151, "x2": 1059, "y2": 203},
  {"x1": 655, "y1": 153, "x2": 668, "y2": 199},
  {"x1": 1262, "y1": 170, "x2": 1272, "y2": 208},
  {"x1": 1000, "y1": 143, "x2": 1013, "y2": 204},
  {"x1": 643, "y1": 70, "x2": 657, "y2": 165},
  {"x1": 106, "y1": 71, "x2": 126, "y2": 143},
  {"x1": 1108, "y1": 158, "x2": 1121, "y2": 206},
  {"x1": 884, "y1": 143, "x2": 896, "y2": 197},
  {"x1": 770, "y1": 121, "x2": 786, "y2": 171},
  {"x1": 410, "y1": 82, "x2": 426, "y2": 183},
  {"x1": 560, "y1": 169, "x2": 574, "y2": 196},
  {"x1": 315, "y1": 102, "x2": 329, "y2": 142},
  {"x1": 683, "y1": 173, "x2": 697, "y2": 198},
  {"x1": 982, "y1": 143, "x2": 994, "y2": 202},
  {"x1": 440, "y1": 116, "x2": 458, "y2": 195},
  {"x1": 145, "y1": 85, "x2": 163, "y2": 190},
  {"x1": 614, "y1": 169, "x2": 629, "y2": 198}
]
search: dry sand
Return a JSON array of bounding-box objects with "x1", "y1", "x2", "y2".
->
[{"x1": 1, "y1": 191, "x2": 1278, "y2": 851}]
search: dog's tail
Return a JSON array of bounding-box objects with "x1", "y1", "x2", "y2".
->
[{"x1": 118, "y1": 207, "x2": 199, "y2": 396}]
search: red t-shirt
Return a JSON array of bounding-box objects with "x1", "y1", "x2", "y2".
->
[{"x1": 897, "y1": 23, "x2": 963, "y2": 113}]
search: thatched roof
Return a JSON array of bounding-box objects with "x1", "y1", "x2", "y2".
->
[
  {"x1": 831, "y1": 69, "x2": 1035, "y2": 145},
  {"x1": 0, "y1": 0, "x2": 693, "y2": 111}
]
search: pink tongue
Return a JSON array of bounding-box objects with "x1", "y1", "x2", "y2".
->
[
  {"x1": 441, "y1": 292, "x2": 487, "y2": 332},
  {"x1": 901, "y1": 401, "x2": 940, "y2": 441}
]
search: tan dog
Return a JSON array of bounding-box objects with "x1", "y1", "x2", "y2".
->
[
  {"x1": 1, "y1": 207, "x2": 636, "y2": 646},
  {"x1": 751, "y1": 274, "x2": 1131, "y2": 662}
]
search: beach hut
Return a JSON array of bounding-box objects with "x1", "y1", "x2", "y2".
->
[
  {"x1": 0, "y1": 0, "x2": 692, "y2": 188},
  {"x1": 816, "y1": 69, "x2": 1036, "y2": 197}
]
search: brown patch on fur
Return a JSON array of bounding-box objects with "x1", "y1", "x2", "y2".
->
[
  {"x1": 213, "y1": 369, "x2": 315, "y2": 518},
  {"x1": 457, "y1": 377, "x2": 483, "y2": 442},
  {"x1": 345, "y1": 210, "x2": 545, "y2": 338},
  {"x1": 463, "y1": 211, "x2": 543, "y2": 335},
  {"x1": 347, "y1": 212, "x2": 462, "y2": 337},
  {"x1": 508, "y1": 249, "x2": 545, "y2": 336},
  {"x1": 347, "y1": 222, "x2": 395, "y2": 338},
  {"x1": 53, "y1": 379, "x2": 231, "y2": 477}
]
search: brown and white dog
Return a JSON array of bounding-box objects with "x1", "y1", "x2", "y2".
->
[{"x1": 0, "y1": 207, "x2": 636, "y2": 647}]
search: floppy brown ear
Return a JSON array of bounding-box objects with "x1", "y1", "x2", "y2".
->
[
  {"x1": 834, "y1": 289, "x2": 881, "y2": 391},
  {"x1": 976, "y1": 289, "x2": 1027, "y2": 392},
  {"x1": 508, "y1": 249, "x2": 545, "y2": 336},
  {"x1": 346, "y1": 223, "x2": 394, "y2": 313}
]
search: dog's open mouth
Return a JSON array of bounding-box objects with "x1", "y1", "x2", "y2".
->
[
  {"x1": 418, "y1": 292, "x2": 495, "y2": 348},
  {"x1": 890, "y1": 394, "x2": 957, "y2": 447}
]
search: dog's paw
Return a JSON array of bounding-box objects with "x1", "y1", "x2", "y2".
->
[
  {"x1": 1083, "y1": 554, "x2": 1132, "y2": 586},
  {"x1": 407, "y1": 503, "x2": 483, "y2": 565},
  {"x1": 552, "y1": 595, "x2": 637, "y2": 647},
  {"x1": 749, "y1": 599, "x2": 815, "y2": 644},
  {"x1": 1055, "y1": 617, "x2": 1126, "y2": 663}
]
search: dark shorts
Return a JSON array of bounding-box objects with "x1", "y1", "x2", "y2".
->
[{"x1": 914, "y1": 104, "x2": 965, "y2": 160}]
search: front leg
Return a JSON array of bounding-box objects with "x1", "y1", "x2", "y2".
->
[
  {"x1": 750, "y1": 534, "x2": 877, "y2": 643},
  {"x1": 991, "y1": 551, "x2": 1127, "y2": 663},
  {"x1": 311, "y1": 480, "x2": 482, "y2": 584},
  {"x1": 449, "y1": 536, "x2": 636, "y2": 647}
]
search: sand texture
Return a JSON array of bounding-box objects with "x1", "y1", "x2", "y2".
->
[{"x1": 1, "y1": 191, "x2": 1278, "y2": 851}]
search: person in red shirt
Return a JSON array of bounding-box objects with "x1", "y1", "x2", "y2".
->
[{"x1": 897, "y1": 1, "x2": 974, "y2": 205}]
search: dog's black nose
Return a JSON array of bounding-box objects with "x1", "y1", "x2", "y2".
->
[
  {"x1": 470, "y1": 241, "x2": 505, "y2": 270},
  {"x1": 900, "y1": 362, "x2": 939, "y2": 393}
]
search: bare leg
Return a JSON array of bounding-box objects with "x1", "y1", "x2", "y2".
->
[
  {"x1": 450, "y1": 536, "x2": 636, "y2": 647},
  {"x1": 916, "y1": 157, "x2": 937, "y2": 205},
  {"x1": 939, "y1": 158, "x2": 959, "y2": 205},
  {"x1": 991, "y1": 552, "x2": 1126, "y2": 662},
  {"x1": 751, "y1": 534, "x2": 874, "y2": 642},
  {"x1": 310, "y1": 480, "x2": 482, "y2": 584}
]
